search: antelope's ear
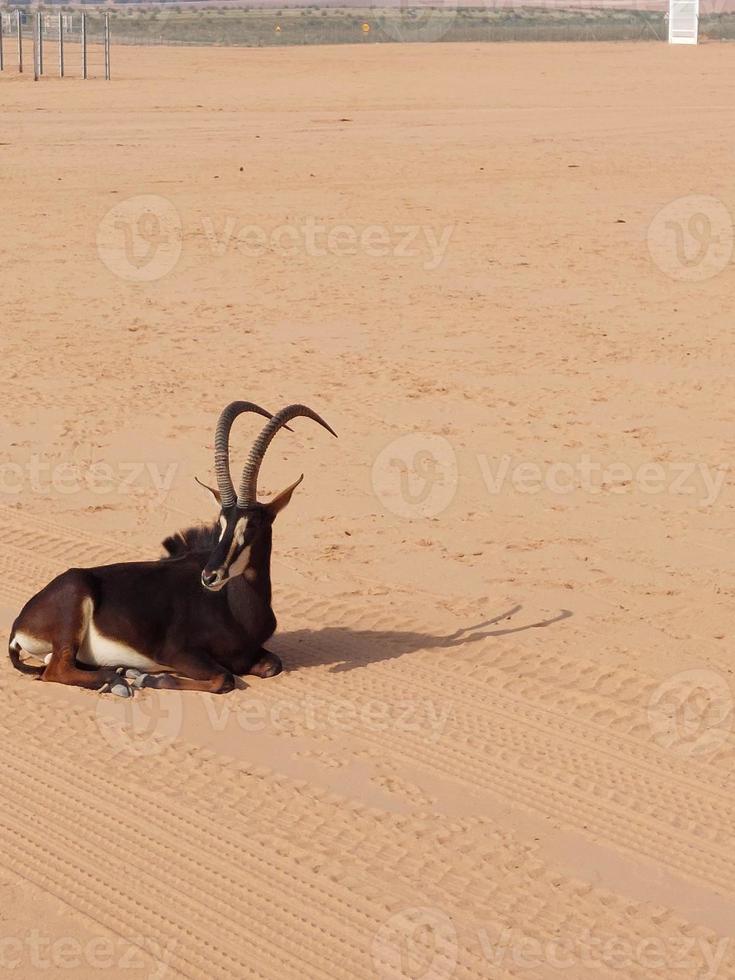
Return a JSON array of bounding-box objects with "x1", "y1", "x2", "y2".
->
[
  {"x1": 265, "y1": 474, "x2": 304, "y2": 520},
  {"x1": 195, "y1": 476, "x2": 221, "y2": 507}
]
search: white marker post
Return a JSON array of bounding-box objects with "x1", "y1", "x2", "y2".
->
[
  {"x1": 16, "y1": 9, "x2": 22, "y2": 73},
  {"x1": 669, "y1": 0, "x2": 699, "y2": 43},
  {"x1": 104, "y1": 12, "x2": 110, "y2": 80},
  {"x1": 81, "y1": 11, "x2": 87, "y2": 79},
  {"x1": 58, "y1": 11, "x2": 64, "y2": 77},
  {"x1": 36, "y1": 11, "x2": 43, "y2": 75}
]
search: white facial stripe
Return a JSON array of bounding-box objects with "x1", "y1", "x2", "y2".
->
[
  {"x1": 223, "y1": 517, "x2": 247, "y2": 567},
  {"x1": 228, "y1": 544, "x2": 252, "y2": 579},
  {"x1": 218, "y1": 516, "x2": 226, "y2": 542}
]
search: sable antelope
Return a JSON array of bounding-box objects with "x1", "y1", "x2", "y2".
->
[{"x1": 8, "y1": 402, "x2": 336, "y2": 697}]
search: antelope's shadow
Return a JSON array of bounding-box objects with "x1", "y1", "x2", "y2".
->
[{"x1": 272, "y1": 605, "x2": 572, "y2": 674}]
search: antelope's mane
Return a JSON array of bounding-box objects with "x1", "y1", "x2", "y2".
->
[{"x1": 161, "y1": 523, "x2": 219, "y2": 559}]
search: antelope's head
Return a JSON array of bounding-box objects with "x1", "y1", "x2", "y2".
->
[{"x1": 198, "y1": 402, "x2": 336, "y2": 592}]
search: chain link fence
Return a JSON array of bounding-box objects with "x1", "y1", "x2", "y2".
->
[
  {"x1": 2, "y1": 3, "x2": 735, "y2": 61},
  {"x1": 106, "y1": 4, "x2": 670, "y2": 45}
]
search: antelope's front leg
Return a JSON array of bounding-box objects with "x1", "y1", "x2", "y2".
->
[{"x1": 127, "y1": 648, "x2": 236, "y2": 694}]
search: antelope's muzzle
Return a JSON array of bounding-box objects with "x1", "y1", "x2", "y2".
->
[{"x1": 201, "y1": 568, "x2": 227, "y2": 591}]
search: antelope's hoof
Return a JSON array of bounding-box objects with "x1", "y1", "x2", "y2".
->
[
  {"x1": 134, "y1": 672, "x2": 177, "y2": 690},
  {"x1": 99, "y1": 670, "x2": 132, "y2": 698},
  {"x1": 124, "y1": 668, "x2": 149, "y2": 689},
  {"x1": 248, "y1": 653, "x2": 282, "y2": 679}
]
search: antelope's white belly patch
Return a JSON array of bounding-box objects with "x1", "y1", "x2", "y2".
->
[{"x1": 77, "y1": 621, "x2": 162, "y2": 672}]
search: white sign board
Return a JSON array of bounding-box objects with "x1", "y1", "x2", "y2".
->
[{"x1": 669, "y1": 0, "x2": 699, "y2": 43}]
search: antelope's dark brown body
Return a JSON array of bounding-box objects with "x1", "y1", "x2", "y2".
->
[{"x1": 13, "y1": 532, "x2": 275, "y2": 676}]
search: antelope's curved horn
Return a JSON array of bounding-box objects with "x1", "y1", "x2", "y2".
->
[
  {"x1": 237, "y1": 404, "x2": 337, "y2": 508},
  {"x1": 214, "y1": 402, "x2": 280, "y2": 509}
]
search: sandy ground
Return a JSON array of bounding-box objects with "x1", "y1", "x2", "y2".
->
[{"x1": 1, "y1": 39, "x2": 735, "y2": 979}]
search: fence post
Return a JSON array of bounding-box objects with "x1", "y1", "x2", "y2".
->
[
  {"x1": 16, "y1": 9, "x2": 22, "y2": 73},
  {"x1": 32, "y1": 12, "x2": 38, "y2": 80},
  {"x1": 58, "y1": 11, "x2": 64, "y2": 77},
  {"x1": 104, "y1": 12, "x2": 110, "y2": 80},
  {"x1": 37, "y1": 10, "x2": 43, "y2": 76},
  {"x1": 0, "y1": 13, "x2": 4, "y2": 72},
  {"x1": 81, "y1": 11, "x2": 87, "y2": 79}
]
